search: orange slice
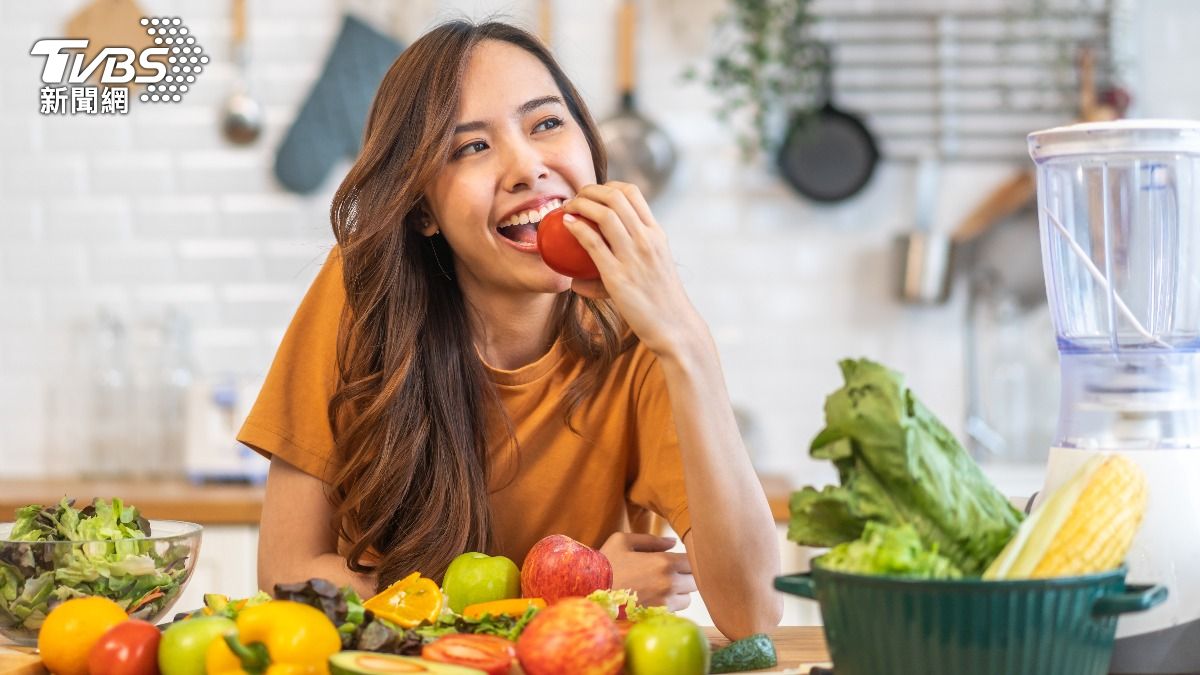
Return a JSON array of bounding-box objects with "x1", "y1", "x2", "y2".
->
[{"x1": 364, "y1": 572, "x2": 445, "y2": 628}]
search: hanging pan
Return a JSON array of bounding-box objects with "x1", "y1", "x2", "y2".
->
[{"x1": 778, "y1": 44, "x2": 879, "y2": 202}]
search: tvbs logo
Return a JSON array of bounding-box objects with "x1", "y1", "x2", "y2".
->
[
  {"x1": 32, "y1": 39, "x2": 170, "y2": 85},
  {"x1": 31, "y1": 17, "x2": 205, "y2": 113}
]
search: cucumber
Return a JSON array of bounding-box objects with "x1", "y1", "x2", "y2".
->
[
  {"x1": 329, "y1": 651, "x2": 485, "y2": 675},
  {"x1": 709, "y1": 633, "x2": 777, "y2": 673}
]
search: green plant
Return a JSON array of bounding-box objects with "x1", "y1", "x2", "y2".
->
[{"x1": 686, "y1": 0, "x2": 825, "y2": 158}]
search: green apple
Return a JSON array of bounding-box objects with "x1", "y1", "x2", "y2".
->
[
  {"x1": 624, "y1": 615, "x2": 711, "y2": 675},
  {"x1": 158, "y1": 616, "x2": 237, "y2": 675},
  {"x1": 443, "y1": 551, "x2": 520, "y2": 613}
]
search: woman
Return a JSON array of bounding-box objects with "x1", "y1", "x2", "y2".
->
[{"x1": 239, "y1": 20, "x2": 781, "y2": 638}]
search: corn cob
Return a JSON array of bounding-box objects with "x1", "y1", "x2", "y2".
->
[
  {"x1": 984, "y1": 454, "x2": 1147, "y2": 580},
  {"x1": 1030, "y1": 454, "x2": 1147, "y2": 577}
]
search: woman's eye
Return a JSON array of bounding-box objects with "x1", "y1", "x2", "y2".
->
[
  {"x1": 454, "y1": 140, "x2": 488, "y2": 158},
  {"x1": 534, "y1": 117, "x2": 563, "y2": 133}
]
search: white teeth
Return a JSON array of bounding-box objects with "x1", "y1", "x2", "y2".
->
[{"x1": 499, "y1": 198, "x2": 565, "y2": 228}]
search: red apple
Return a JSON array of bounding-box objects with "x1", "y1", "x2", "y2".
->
[
  {"x1": 516, "y1": 597, "x2": 624, "y2": 675},
  {"x1": 521, "y1": 534, "x2": 613, "y2": 604}
]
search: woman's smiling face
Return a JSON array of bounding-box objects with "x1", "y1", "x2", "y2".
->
[{"x1": 423, "y1": 39, "x2": 597, "y2": 295}]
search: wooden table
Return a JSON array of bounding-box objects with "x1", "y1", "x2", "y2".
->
[
  {"x1": 3, "y1": 627, "x2": 828, "y2": 674},
  {"x1": 708, "y1": 627, "x2": 830, "y2": 673},
  {"x1": 0, "y1": 647, "x2": 42, "y2": 675}
]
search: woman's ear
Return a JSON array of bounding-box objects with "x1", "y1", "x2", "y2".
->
[{"x1": 415, "y1": 201, "x2": 440, "y2": 237}]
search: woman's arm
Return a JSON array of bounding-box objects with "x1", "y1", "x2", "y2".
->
[
  {"x1": 259, "y1": 456, "x2": 377, "y2": 598},
  {"x1": 563, "y1": 183, "x2": 783, "y2": 639},
  {"x1": 664, "y1": 338, "x2": 783, "y2": 639}
]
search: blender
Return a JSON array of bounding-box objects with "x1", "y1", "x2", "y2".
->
[{"x1": 1029, "y1": 120, "x2": 1200, "y2": 674}]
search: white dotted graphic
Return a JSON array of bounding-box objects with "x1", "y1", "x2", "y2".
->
[{"x1": 139, "y1": 17, "x2": 205, "y2": 104}]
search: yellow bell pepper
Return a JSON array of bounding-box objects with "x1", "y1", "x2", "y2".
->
[
  {"x1": 205, "y1": 600, "x2": 341, "y2": 675},
  {"x1": 362, "y1": 572, "x2": 443, "y2": 628}
]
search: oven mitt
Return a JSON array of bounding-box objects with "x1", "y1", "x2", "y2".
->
[{"x1": 274, "y1": 14, "x2": 403, "y2": 194}]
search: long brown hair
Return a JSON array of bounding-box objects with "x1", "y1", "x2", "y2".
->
[{"x1": 327, "y1": 20, "x2": 634, "y2": 589}]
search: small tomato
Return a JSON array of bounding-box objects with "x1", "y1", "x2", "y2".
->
[
  {"x1": 422, "y1": 634, "x2": 516, "y2": 675},
  {"x1": 536, "y1": 208, "x2": 602, "y2": 279},
  {"x1": 88, "y1": 620, "x2": 161, "y2": 675}
]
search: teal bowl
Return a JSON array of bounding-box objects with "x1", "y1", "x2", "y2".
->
[{"x1": 775, "y1": 564, "x2": 1166, "y2": 675}]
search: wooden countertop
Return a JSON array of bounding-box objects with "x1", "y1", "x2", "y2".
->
[
  {"x1": 0, "y1": 475, "x2": 795, "y2": 526},
  {"x1": 760, "y1": 473, "x2": 794, "y2": 524},
  {"x1": 709, "y1": 627, "x2": 830, "y2": 672},
  {"x1": 0, "y1": 479, "x2": 264, "y2": 525}
]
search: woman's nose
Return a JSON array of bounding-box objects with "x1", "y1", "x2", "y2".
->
[{"x1": 500, "y1": 139, "x2": 550, "y2": 192}]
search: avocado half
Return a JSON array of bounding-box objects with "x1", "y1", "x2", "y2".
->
[{"x1": 330, "y1": 652, "x2": 486, "y2": 675}]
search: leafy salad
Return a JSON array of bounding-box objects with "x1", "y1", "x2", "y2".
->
[
  {"x1": 789, "y1": 359, "x2": 1025, "y2": 578},
  {"x1": 0, "y1": 497, "x2": 191, "y2": 632}
]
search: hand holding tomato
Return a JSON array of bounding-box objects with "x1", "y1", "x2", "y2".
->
[{"x1": 555, "y1": 182, "x2": 708, "y2": 360}]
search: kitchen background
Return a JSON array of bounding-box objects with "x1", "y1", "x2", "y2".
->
[{"x1": 2, "y1": 0, "x2": 1199, "y2": 624}]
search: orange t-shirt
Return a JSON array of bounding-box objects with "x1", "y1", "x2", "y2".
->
[{"x1": 236, "y1": 249, "x2": 691, "y2": 566}]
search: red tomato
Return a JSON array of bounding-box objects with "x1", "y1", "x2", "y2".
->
[
  {"x1": 88, "y1": 620, "x2": 162, "y2": 675},
  {"x1": 421, "y1": 634, "x2": 516, "y2": 675},
  {"x1": 536, "y1": 208, "x2": 601, "y2": 279}
]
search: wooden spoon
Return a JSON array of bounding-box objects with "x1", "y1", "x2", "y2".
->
[{"x1": 952, "y1": 45, "x2": 1118, "y2": 245}]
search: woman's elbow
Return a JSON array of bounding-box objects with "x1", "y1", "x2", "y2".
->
[{"x1": 712, "y1": 590, "x2": 784, "y2": 640}]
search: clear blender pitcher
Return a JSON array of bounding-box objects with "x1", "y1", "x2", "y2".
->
[{"x1": 1029, "y1": 120, "x2": 1200, "y2": 674}]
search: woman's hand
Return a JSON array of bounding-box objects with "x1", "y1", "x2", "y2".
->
[
  {"x1": 599, "y1": 532, "x2": 697, "y2": 611},
  {"x1": 562, "y1": 182, "x2": 706, "y2": 359}
]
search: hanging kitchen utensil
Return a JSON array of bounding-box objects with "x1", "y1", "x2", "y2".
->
[
  {"x1": 65, "y1": 0, "x2": 157, "y2": 84},
  {"x1": 951, "y1": 46, "x2": 1118, "y2": 247},
  {"x1": 273, "y1": 13, "x2": 403, "y2": 194},
  {"x1": 951, "y1": 171, "x2": 1036, "y2": 245},
  {"x1": 598, "y1": 0, "x2": 677, "y2": 202},
  {"x1": 777, "y1": 44, "x2": 879, "y2": 202},
  {"x1": 221, "y1": 0, "x2": 263, "y2": 145},
  {"x1": 1077, "y1": 46, "x2": 1120, "y2": 124},
  {"x1": 896, "y1": 156, "x2": 951, "y2": 304},
  {"x1": 537, "y1": 0, "x2": 553, "y2": 46}
]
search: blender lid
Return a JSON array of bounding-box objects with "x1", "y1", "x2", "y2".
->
[{"x1": 1028, "y1": 119, "x2": 1200, "y2": 161}]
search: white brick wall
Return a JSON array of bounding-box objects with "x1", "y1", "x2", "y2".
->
[{"x1": 0, "y1": 0, "x2": 1184, "y2": 484}]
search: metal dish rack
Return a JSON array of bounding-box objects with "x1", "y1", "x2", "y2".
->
[{"x1": 811, "y1": 5, "x2": 1117, "y2": 162}]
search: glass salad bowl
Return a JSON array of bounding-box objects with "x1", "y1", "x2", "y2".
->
[{"x1": 0, "y1": 518, "x2": 202, "y2": 646}]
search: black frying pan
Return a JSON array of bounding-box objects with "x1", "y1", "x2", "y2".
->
[{"x1": 778, "y1": 44, "x2": 879, "y2": 202}]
